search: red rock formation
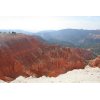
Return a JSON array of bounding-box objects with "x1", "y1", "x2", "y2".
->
[
  {"x1": 89, "y1": 56, "x2": 100, "y2": 67},
  {"x1": 0, "y1": 34, "x2": 93, "y2": 82}
]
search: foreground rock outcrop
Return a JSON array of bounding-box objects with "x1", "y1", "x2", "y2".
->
[
  {"x1": 11, "y1": 66, "x2": 100, "y2": 83},
  {"x1": 89, "y1": 56, "x2": 100, "y2": 67},
  {"x1": 0, "y1": 33, "x2": 93, "y2": 82}
]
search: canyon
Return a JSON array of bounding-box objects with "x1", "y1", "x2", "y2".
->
[{"x1": 0, "y1": 33, "x2": 97, "y2": 82}]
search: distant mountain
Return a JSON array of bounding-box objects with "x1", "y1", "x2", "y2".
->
[
  {"x1": 35, "y1": 29, "x2": 100, "y2": 55},
  {"x1": 79, "y1": 33, "x2": 100, "y2": 55},
  {"x1": 36, "y1": 29, "x2": 100, "y2": 44}
]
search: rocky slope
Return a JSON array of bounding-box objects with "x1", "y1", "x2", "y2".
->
[
  {"x1": 11, "y1": 66, "x2": 100, "y2": 83},
  {"x1": 89, "y1": 56, "x2": 100, "y2": 67},
  {"x1": 0, "y1": 33, "x2": 93, "y2": 82},
  {"x1": 1, "y1": 66, "x2": 100, "y2": 83}
]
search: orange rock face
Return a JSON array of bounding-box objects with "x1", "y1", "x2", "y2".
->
[
  {"x1": 89, "y1": 56, "x2": 100, "y2": 67},
  {"x1": 0, "y1": 34, "x2": 93, "y2": 82}
]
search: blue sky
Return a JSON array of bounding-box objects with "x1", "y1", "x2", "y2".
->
[{"x1": 0, "y1": 16, "x2": 100, "y2": 32}]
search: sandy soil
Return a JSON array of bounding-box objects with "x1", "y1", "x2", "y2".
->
[{"x1": 0, "y1": 65, "x2": 100, "y2": 83}]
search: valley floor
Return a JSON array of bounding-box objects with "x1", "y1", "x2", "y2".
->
[{"x1": 0, "y1": 66, "x2": 100, "y2": 83}]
